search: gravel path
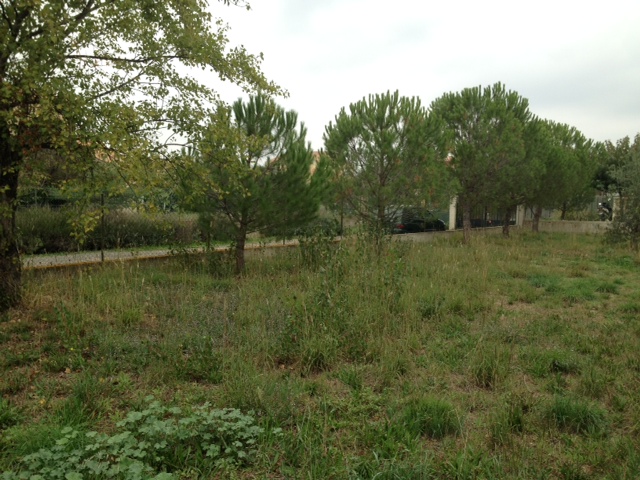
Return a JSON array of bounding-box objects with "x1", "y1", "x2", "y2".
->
[
  {"x1": 22, "y1": 248, "x2": 179, "y2": 269},
  {"x1": 22, "y1": 240, "x2": 302, "y2": 270},
  {"x1": 21, "y1": 231, "x2": 459, "y2": 270}
]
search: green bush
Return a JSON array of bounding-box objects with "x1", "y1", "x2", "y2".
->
[
  {"x1": 86, "y1": 211, "x2": 199, "y2": 250},
  {"x1": 604, "y1": 148, "x2": 640, "y2": 250},
  {"x1": 16, "y1": 208, "x2": 201, "y2": 253},
  {"x1": 297, "y1": 219, "x2": 341, "y2": 270},
  {"x1": 16, "y1": 207, "x2": 77, "y2": 253},
  {"x1": 197, "y1": 212, "x2": 236, "y2": 245},
  {"x1": 2, "y1": 398, "x2": 271, "y2": 479}
]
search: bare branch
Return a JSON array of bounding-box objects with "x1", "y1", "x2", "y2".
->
[
  {"x1": 66, "y1": 53, "x2": 188, "y2": 64},
  {"x1": 86, "y1": 70, "x2": 146, "y2": 101}
]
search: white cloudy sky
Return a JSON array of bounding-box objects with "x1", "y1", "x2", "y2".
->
[{"x1": 213, "y1": 0, "x2": 640, "y2": 151}]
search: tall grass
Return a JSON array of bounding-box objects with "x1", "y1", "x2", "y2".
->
[{"x1": 1, "y1": 231, "x2": 639, "y2": 478}]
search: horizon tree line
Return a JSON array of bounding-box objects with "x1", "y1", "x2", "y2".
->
[{"x1": 0, "y1": 0, "x2": 636, "y2": 311}]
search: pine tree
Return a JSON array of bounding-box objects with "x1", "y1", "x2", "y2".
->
[
  {"x1": 430, "y1": 83, "x2": 532, "y2": 242},
  {"x1": 524, "y1": 120, "x2": 595, "y2": 231},
  {"x1": 182, "y1": 95, "x2": 330, "y2": 273},
  {"x1": 323, "y1": 90, "x2": 448, "y2": 233}
]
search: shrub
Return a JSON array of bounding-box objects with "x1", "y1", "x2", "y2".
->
[
  {"x1": 2, "y1": 398, "x2": 272, "y2": 479},
  {"x1": 297, "y1": 219, "x2": 341, "y2": 270},
  {"x1": 197, "y1": 212, "x2": 236, "y2": 245},
  {"x1": 16, "y1": 206, "x2": 77, "y2": 253},
  {"x1": 16, "y1": 207, "x2": 201, "y2": 253},
  {"x1": 86, "y1": 211, "x2": 199, "y2": 250}
]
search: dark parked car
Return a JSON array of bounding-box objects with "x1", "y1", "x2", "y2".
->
[{"x1": 392, "y1": 208, "x2": 446, "y2": 234}]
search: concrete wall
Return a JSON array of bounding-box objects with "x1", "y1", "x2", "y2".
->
[
  {"x1": 522, "y1": 220, "x2": 611, "y2": 234},
  {"x1": 394, "y1": 220, "x2": 611, "y2": 240}
]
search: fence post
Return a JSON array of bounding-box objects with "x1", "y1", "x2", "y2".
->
[{"x1": 448, "y1": 196, "x2": 457, "y2": 231}]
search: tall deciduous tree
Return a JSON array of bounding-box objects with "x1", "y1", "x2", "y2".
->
[
  {"x1": 0, "y1": 0, "x2": 276, "y2": 311},
  {"x1": 323, "y1": 90, "x2": 448, "y2": 233},
  {"x1": 429, "y1": 83, "x2": 532, "y2": 243},
  {"x1": 181, "y1": 94, "x2": 329, "y2": 274}
]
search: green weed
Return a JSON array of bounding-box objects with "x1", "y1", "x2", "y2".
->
[
  {"x1": 528, "y1": 273, "x2": 561, "y2": 290},
  {"x1": 300, "y1": 335, "x2": 337, "y2": 375},
  {"x1": 54, "y1": 373, "x2": 109, "y2": 426},
  {"x1": 561, "y1": 280, "x2": 598, "y2": 304},
  {"x1": 441, "y1": 448, "x2": 501, "y2": 479},
  {"x1": 595, "y1": 281, "x2": 620, "y2": 294},
  {"x1": 419, "y1": 293, "x2": 446, "y2": 319},
  {"x1": 1, "y1": 351, "x2": 39, "y2": 369},
  {"x1": 618, "y1": 301, "x2": 640, "y2": 318},
  {"x1": 2, "y1": 398, "x2": 270, "y2": 478}
]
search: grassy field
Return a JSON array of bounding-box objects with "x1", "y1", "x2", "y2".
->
[{"x1": 1, "y1": 231, "x2": 639, "y2": 479}]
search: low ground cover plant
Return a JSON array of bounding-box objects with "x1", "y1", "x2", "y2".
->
[
  {"x1": 1, "y1": 231, "x2": 639, "y2": 478},
  {"x1": 2, "y1": 398, "x2": 267, "y2": 479}
]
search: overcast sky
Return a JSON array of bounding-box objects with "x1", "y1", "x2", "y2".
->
[{"x1": 213, "y1": 0, "x2": 640, "y2": 151}]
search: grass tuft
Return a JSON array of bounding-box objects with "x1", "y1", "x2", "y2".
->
[
  {"x1": 0, "y1": 399, "x2": 21, "y2": 430},
  {"x1": 397, "y1": 397, "x2": 461, "y2": 439},
  {"x1": 546, "y1": 396, "x2": 609, "y2": 435},
  {"x1": 470, "y1": 342, "x2": 511, "y2": 389},
  {"x1": 489, "y1": 396, "x2": 525, "y2": 447}
]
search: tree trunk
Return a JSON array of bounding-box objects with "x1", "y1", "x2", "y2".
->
[
  {"x1": 502, "y1": 208, "x2": 512, "y2": 238},
  {"x1": 234, "y1": 225, "x2": 247, "y2": 275},
  {"x1": 616, "y1": 188, "x2": 624, "y2": 219},
  {"x1": 0, "y1": 125, "x2": 22, "y2": 312},
  {"x1": 532, "y1": 205, "x2": 542, "y2": 232},
  {"x1": 462, "y1": 200, "x2": 472, "y2": 245},
  {"x1": 377, "y1": 202, "x2": 386, "y2": 233},
  {"x1": 560, "y1": 202, "x2": 567, "y2": 220}
]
